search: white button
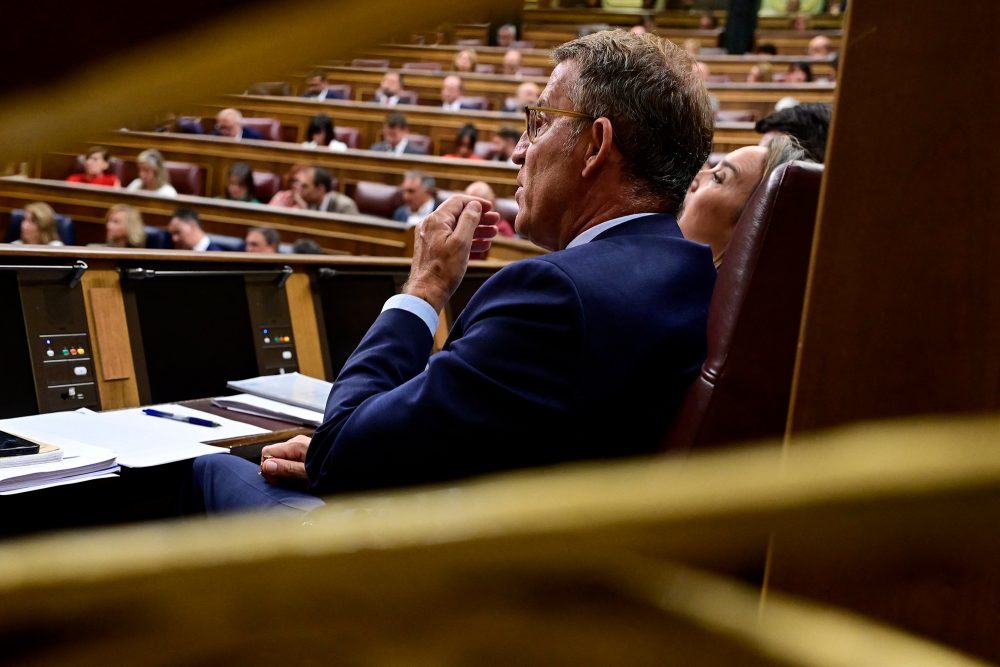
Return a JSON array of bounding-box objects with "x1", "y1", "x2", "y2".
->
[
  {"x1": 282, "y1": 351, "x2": 293, "y2": 360},
  {"x1": 263, "y1": 337, "x2": 270, "y2": 344},
  {"x1": 68, "y1": 387, "x2": 76, "y2": 396},
  {"x1": 74, "y1": 366, "x2": 88, "y2": 376},
  {"x1": 46, "y1": 349, "x2": 55, "y2": 357}
]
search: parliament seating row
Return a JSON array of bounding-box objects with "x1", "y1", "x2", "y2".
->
[
  {"x1": 38, "y1": 131, "x2": 521, "y2": 200},
  {"x1": 520, "y1": 7, "x2": 845, "y2": 32},
  {"x1": 313, "y1": 66, "x2": 835, "y2": 117},
  {"x1": 356, "y1": 43, "x2": 837, "y2": 80}
]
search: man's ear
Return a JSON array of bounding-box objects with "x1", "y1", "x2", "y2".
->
[{"x1": 581, "y1": 117, "x2": 615, "y2": 178}]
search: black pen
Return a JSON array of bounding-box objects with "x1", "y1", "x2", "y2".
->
[{"x1": 142, "y1": 408, "x2": 221, "y2": 428}]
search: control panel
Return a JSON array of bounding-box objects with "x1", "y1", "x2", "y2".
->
[
  {"x1": 36, "y1": 333, "x2": 97, "y2": 410},
  {"x1": 257, "y1": 325, "x2": 297, "y2": 374}
]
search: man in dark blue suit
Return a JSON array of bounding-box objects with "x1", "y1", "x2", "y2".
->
[
  {"x1": 212, "y1": 108, "x2": 265, "y2": 141},
  {"x1": 194, "y1": 30, "x2": 717, "y2": 511},
  {"x1": 167, "y1": 208, "x2": 231, "y2": 252}
]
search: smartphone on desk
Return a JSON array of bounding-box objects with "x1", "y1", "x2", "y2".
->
[{"x1": 0, "y1": 431, "x2": 41, "y2": 457}]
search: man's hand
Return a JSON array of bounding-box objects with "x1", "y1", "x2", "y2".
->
[
  {"x1": 259, "y1": 434, "x2": 311, "y2": 486},
  {"x1": 404, "y1": 196, "x2": 499, "y2": 312}
]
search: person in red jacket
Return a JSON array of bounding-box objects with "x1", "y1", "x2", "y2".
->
[{"x1": 66, "y1": 146, "x2": 120, "y2": 187}]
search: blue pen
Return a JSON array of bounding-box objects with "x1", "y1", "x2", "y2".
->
[{"x1": 142, "y1": 408, "x2": 221, "y2": 428}]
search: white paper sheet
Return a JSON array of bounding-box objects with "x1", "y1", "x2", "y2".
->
[
  {"x1": 212, "y1": 394, "x2": 324, "y2": 427},
  {"x1": 0, "y1": 437, "x2": 119, "y2": 494},
  {"x1": 0, "y1": 405, "x2": 266, "y2": 468}
]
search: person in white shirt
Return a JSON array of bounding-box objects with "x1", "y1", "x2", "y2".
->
[
  {"x1": 440, "y1": 75, "x2": 465, "y2": 111},
  {"x1": 125, "y1": 148, "x2": 178, "y2": 196},
  {"x1": 374, "y1": 71, "x2": 405, "y2": 106},
  {"x1": 369, "y1": 112, "x2": 425, "y2": 155},
  {"x1": 392, "y1": 171, "x2": 437, "y2": 225},
  {"x1": 167, "y1": 208, "x2": 224, "y2": 251},
  {"x1": 301, "y1": 114, "x2": 348, "y2": 151}
]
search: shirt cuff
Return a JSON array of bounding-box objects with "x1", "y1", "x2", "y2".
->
[{"x1": 382, "y1": 293, "x2": 439, "y2": 336}]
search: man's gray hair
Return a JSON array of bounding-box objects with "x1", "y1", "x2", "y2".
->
[
  {"x1": 553, "y1": 30, "x2": 714, "y2": 212},
  {"x1": 404, "y1": 170, "x2": 435, "y2": 190}
]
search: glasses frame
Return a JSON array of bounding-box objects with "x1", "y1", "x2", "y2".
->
[{"x1": 523, "y1": 105, "x2": 596, "y2": 142}]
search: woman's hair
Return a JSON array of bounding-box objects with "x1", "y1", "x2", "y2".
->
[
  {"x1": 136, "y1": 148, "x2": 169, "y2": 188},
  {"x1": 759, "y1": 134, "x2": 810, "y2": 190},
  {"x1": 226, "y1": 162, "x2": 257, "y2": 201},
  {"x1": 105, "y1": 204, "x2": 147, "y2": 248},
  {"x1": 24, "y1": 202, "x2": 58, "y2": 244},
  {"x1": 455, "y1": 123, "x2": 479, "y2": 148},
  {"x1": 452, "y1": 49, "x2": 478, "y2": 72},
  {"x1": 306, "y1": 114, "x2": 335, "y2": 146}
]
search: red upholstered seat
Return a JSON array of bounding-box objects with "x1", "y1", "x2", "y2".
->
[
  {"x1": 664, "y1": 161, "x2": 824, "y2": 451},
  {"x1": 252, "y1": 171, "x2": 282, "y2": 202},
  {"x1": 165, "y1": 161, "x2": 204, "y2": 196},
  {"x1": 241, "y1": 117, "x2": 282, "y2": 141},
  {"x1": 351, "y1": 181, "x2": 404, "y2": 219},
  {"x1": 402, "y1": 61, "x2": 443, "y2": 72},
  {"x1": 334, "y1": 126, "x2": 360, "y2": 149}
]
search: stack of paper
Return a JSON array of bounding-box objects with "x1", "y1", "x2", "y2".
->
[
  {"x1": 0, "y1": 436, "x2": 118, "y2": 495},
  {"x1": 211, "y1": 394, "x2": 324, "y2": 427},
  {"x1": 226, "y1": 372, "x2": 332, "y2": 413}
]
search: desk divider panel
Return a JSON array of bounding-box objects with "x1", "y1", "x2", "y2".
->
[
  {"x1": 0, "y1": 260, "x2": 100, "y2": 416},
  {"x1": 120, "y1": 262, "x2": 298, "y2": 405}
]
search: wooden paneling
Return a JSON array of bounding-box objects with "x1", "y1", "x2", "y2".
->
[
  {"x1": 81, "y1": 269, "x2": 140, "y2": 409},
  {"x1": 284, "y1": 270, "x2": 327, "y2": 380}
]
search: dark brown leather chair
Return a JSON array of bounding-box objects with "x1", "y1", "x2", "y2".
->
[
  {"x1": 458, "y1": 96, "x2": 490, "y2": 111},
  {"x1": 241, "y1": 117, "x2": 282, "y2": 141},
  {"x1": 246, "y1": 81, "x2": 291, "y2": 96},
  {"x1": 402, "y1": 61, "x2": 442, "y2": 72},
  {"x1": 663, "y1": 161, "x2": 824, "y2": 451},
  {"x1": 405, "y1": 134, "x2": 432, "y2": 155},
  {"x1": 352, "y1": 58, "x2": 389, "y2": 69},
  {"x1": 165, "y1": 161, "x2": 205, "y2": 196},
  {"x1": 715, "y1": 109, "x2": 756, "y2": 123},
  {"x1": 252, "y1": 171, "x2": 282, "y2": 202},
  {"x1": 334, "y1": 126, "x2": 360, "y2": 149},
  {"x1": 351, "y1": 181, "x2": 403, "y2": 219}
]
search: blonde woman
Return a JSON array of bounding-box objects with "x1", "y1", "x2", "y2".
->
[
  {"x1": 14, "y1": 202, "x2": 64, "y2": 246},
  {"x1": 105, "y1": 204, "x2": 147, "y2": 248},
  {"x1": 452, "y1": 48, "x2": 477, "y2": 73},
  {"x1": 126, "y1": 149, "x2": 178, "y2": 196}
]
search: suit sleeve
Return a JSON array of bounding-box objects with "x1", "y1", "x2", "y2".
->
[{"x1": 305, "y1": 259, "x2": 584, "y2": 495}]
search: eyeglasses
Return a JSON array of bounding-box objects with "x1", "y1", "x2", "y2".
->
[{"x1": 523, "y1": 105, "x2": 595, "y2": 142}]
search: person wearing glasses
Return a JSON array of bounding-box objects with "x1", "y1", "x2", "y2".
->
[{"x1": 193, "y1": 30, "x2": 716, "y2": 512}]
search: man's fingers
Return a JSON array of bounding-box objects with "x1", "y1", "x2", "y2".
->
[
  {"x1": 473, "y1": 223, "x2": 498, "y2": 240},
  {"x1": 453, "y1": 200, "x2": 485, "y2": 244},
  {"x1": 260, "y1": 457, "x2": 308, "y2": 482}
]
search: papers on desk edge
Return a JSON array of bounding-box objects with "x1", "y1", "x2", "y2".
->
[
  {"x1": 0, "y1": 430, "x2": 118, "y2": 495},
  {"x1": 211, "y1": 394, "x2": 323, "y2": 427},
  {"x1": 226, "y1": 372, "x2": 332, "y2": 413}
]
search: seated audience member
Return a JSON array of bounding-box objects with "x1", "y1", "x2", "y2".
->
[
  {"x1": 747, "y1": 62, "x2": 774, "y2": 83},
  {"x1": 369, "y1": 112, "x2": 424, "y2": 154},
  {"x1": 213, "y1": 108, "x2": 264, "y2": 141},
  {"x1": 13, "y1": 202, "x2": 64, "y2": 246},
  {"x1": 269, "y1": 166, "x2": 359, "y2": 215},
  {"x1": 490, "y1": 126, "x2": 521, "y2": 162},
  {"x1": 440, "y1": 75, "x2": 467, "y2": 111},
  {"x1": 502, "y1": 49, "x2": 523, "y2": 76},
  {"x1": 699, "y1": 12, "x2": 719, "y2": 30},
  {"x1": 126, "y1": 149, "x2": 178, "y2": 196},
  {"x1": 495, "y1": 22, "x2": 517, "y2": 48},
  {"x1": 374, "y1": 71, "x2": 405, "y2": 106},
  {"x1": 754, "y1": 102, "x2": 832, "y2": 163},
  {"x1": 245, "y1": 227, "x2": 281, "y2": 253},
  {"x1": 464, "y1": 181, "x2": 514, "y2": 236},
  {"x1": 302, "y1": 114, "x2": 348, "y2": 151},
  {"x1": 790, "y1": 14, "x2": 809, "y2": 31},
  {"x1": 393, "y1": 171, "x2": 437, "y2": 225},
  {"x1": 224, "y1": 162, "x2": 259, "y2": 203},
  {"x1": 683, "y1": 38, "x2": 701, "y2": 56},
  {"x1": 291, "y1": 238, "x2": 323, "y2": 254},
  {"x1": 442, "y1": 124, "x2": 482, "y2": 159},
  {"x1": 167, "y1": 208, "x2": 227, "y2": 251},
  {"x1": 504, "y1": 81, "x2": 540, "y2": 112},
  {"x1": 785, "y1": 61, "x2": 814, "y2": 83},
  {"x1": 301, "y1": 70, "x2": 344, "y2": 101},
  {"x1": 193, "y1": 31, "x2": 717, "y2": 512},
  {"x1": 808, "y1": 35, "x2": 833, "y2": 58},
  {"x1": 66, "y1": 146, "x2": 120, "y2": 187},
  {"x1": 452, "y1": 49, "x2": 477, "y2": 73},
  {"x1": 104, "y1": 204, "x2": 146, "y2": 248},
  {"x1": 679, "y1": 135, "x2": 809, "y2": 267}
]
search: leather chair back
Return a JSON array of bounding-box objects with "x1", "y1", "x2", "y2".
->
[
  {"x1": 144, "y1": 226, "x2": 173, "y2": 249},
  {"x1": 351, "y1": 58, "x2": 389, "y2": 68},
  {"x1": 351, "y1": 181, "x2": 404, "y2": 219},
  {"x1": 402, "y1": 61, "x2": 442, "y2": 72},
  {"x1": 664, "y1": 161, "x2": 824, "y2": 451},
  {"x1": 334, "y1": 126, "x2": 360, "y2": 149},
  {"x1": 241, "y1": 117, "x2": 282, "y2": 141},
  {"x1": 252, "y1": 171, "x2": 282, "y2": 203},
  {"x1": 246, "y1": 81, "x2": 291, "y2": 96},
  {"x1": 405, "y1": 134, "x2": 432, "y2": 155},
  {"x1": 458, "y1": 96, "x2": 490, "y2": 111},
  {"x1": 164, "y1": 161, "x2": 204, "y2": 196}
]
